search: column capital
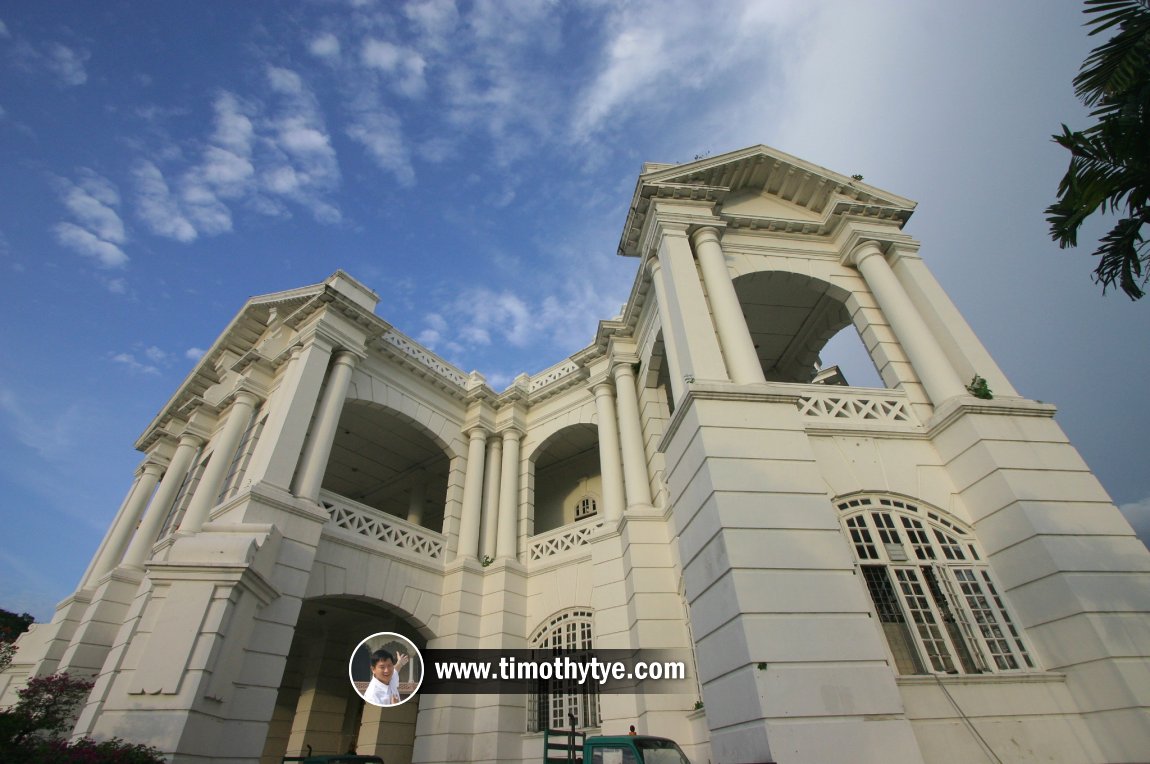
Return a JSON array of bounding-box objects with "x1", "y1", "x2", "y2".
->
[
  {"x1": 233, "y1": 389, "x2": 262, "y2": 407},
  {"x1": 330, "y1": 348, "x2": 362, "y2": 368},
  {"x1": 592, "y1": 380, "x2": 616, "y2": 398},
  {"x1": 466, "y1": 425, "x2": 489, "y2": 441},
  {"x1": 610, "y1": 361, "x2": 638, "y2": 382},
  {"x1": 176, "y1": 431, "x2": 206, "y2": 449},
  {"x1": 138, "y1": 459, "x2": 166, "y2": 478},
  {"x1": 689, "y1": 223, "x2": 726, "y2": 248},
  {"x1": 499, "y1": 427, "x2": 523, "y2": 442},
  {"x1": 644, "y1": 255, "x2": 663, "y2": 278},
  {"x1": 843, "y1": 240, "x2": 887, "y2": 268}
]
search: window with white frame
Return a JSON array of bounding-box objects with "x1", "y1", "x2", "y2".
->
[
  {"x1": 837, "y1": 494, "x2": 1034, "y2": 675},
  {"x1": 528, "y1": 609, "x2": 599, "y2": 732}
]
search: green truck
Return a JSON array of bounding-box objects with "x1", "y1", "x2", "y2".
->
[{"x1": 545, "y1": 729, "x2": 691, "y2": 764}]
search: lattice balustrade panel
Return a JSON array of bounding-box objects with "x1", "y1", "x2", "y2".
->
[
  {"x1": 328, "y1": 502, "x2": 445, "y2": 559},
  {"x1": 528, "y1": 519, "x2": 604, "y2": 561},
  {"x1": 797, "y1": 392, "x2": 914, "y2": 424},
  {"x1": 530, "y1": 360, "x2": 580, "y2": 392},
  {"x1": 380, "y1": 330, "x2": 468, "y2": 387}
]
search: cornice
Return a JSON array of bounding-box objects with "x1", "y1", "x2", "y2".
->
[{"x1": 618, "y1": 145, "x2": 917, "y2": 259}]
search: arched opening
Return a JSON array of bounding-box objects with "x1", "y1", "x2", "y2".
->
[
  {"x1": 527, "y1": 609, "x2": 599, "y2": 732},
  {"x1": 835, "y1": 494, "x2": 1034, "y2": 676},
  {"x1": 262, "y1": 597, "x2": 429, "y2": 764},
  {"x1": 322, "y1": 401, "x2": 450, "y2": 533},
  {"x1": 733, "y1": 271, "x2": 882, "y2": 387},
  {"x1": 531, "y1": 424, "x2": 601, "y2": 534}
]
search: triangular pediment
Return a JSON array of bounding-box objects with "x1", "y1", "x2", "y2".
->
[
  {"x1": 618, "y1": 144, "x2": 917, "y2": 256},
  {"x1": 722, "y1": 189, "x2": 823, "y2": 223}
]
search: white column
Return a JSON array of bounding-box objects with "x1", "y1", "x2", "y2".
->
[
  {"x1": 480, "y1": 436, "x2": 503, "y2": 561},
  {"x1": 121, "y1": 433, "x2": 202, "y2": 569},
  {"x1": 293, "y1": 351, "x2": 359, "y2": 501},
  {"x1": 849, "y1": 242, "x2": 965, "y2": 404},
  {"x1": 242, "y1": 341, "x2": 333, "y2": 491},
  {"x1": 89, "y1": 460, "x2": 163, "y2": 579},
  {"x1": 692, "y1": 226, "x2": 766, "y2": 385},
  {"x1": 653, "y1": 224, "x2": 729, "y2": 389},
  {"x1": 406, "y1": 476, "x2": 426, "y2": 526},
  {"x1": 647, "y1": 258, "x2": 685, "y2": 402},
  {"x1": 455, "y1": 427, "x2": 487, "y2": 561},
  {"x1": 179, "y1": 391, "x2": 260, "y2": 533},
  {"x1": 496, "y1": 429, "x2": 521, "y2": 560},
  {"x1": 593, "y1": 383, "x2": 626, "y2": 523},
  {"x1": 81, "y1": 472, "x2": 144, "y2": 587},
  {"x1": 611, "y1": 363, "x2": 653, "y2": 510}
]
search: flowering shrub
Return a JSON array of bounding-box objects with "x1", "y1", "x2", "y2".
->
[{"x1": 0, "y1": 673, "x2": 164, "y2": 763}]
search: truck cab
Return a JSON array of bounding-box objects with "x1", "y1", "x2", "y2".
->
[{"x1": 545, "y1": 729, "x2": 691, "y2": 764}]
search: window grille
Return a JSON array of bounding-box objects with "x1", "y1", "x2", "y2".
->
[
  {"x1": 574, "y1": 495, "x2": 598, "y2": 521},
  {"x1": 527, "y1": 609, "x2": 599, "y2": 732},
  {"x1": 837, "y1": 495, "x2": 1033, "y2": 676}
]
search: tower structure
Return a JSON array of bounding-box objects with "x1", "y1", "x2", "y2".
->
[{"x1": 4, "y1": 145, "x2": 1148, "y2": 764}]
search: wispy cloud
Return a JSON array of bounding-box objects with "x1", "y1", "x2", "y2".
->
[
  {"x1": 53, "y1": 171, "x2": 128, "y2": 268},
  {"x1": 135, "y1": 68, "x2": 342, "y2": 241},
  {"x1": 109, "y1": 344, "x2": 178, "y2": 376},
  {"x1": 0, "y1": 386, "x2": 80, "y2": 460},
  {"x1": 111, "y1": 352, "x2": 160, "y2": 375},
  {"x1": 309, "y1": 32, "x2": 341, "y2": 61},
  {"x1": 133, "y1": 160, "x2": 199, "y2": 242},
  {"x1": 361, "y1": 38, "x2": 427, "y2": 98},
  {"x1": 45, "y1": 42, "x2": 88, "y2": 86}
]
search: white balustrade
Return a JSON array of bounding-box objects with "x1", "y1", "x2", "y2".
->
[
  {"x1": 323, "y1": 493, "x2": 445, "y2": 560},
  {"x1": 796, "y1": 387, "x2": 917, "y2": 426},
  {"x1": 379, "y1": 330, "x2": 468, "y2": 387},
  {"x1": 528, "y1": 516, "x2": 604, "y2": 561}
]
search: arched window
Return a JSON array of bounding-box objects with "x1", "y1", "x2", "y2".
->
[
  {"x1": 574, "y1": 495, "x2": 597, "y2": 521},
  {"x1": 837, "y1": 494, "x2": 1034, "y2": 675},
  {"x1": 528, "y1": 609, "x2": 599, "y2": 732}
]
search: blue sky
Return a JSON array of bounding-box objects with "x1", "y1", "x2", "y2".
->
[{"x1": 2, "y1": 1, "x2": 1147, "y2": 621}]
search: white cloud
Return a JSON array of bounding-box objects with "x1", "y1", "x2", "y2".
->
[
  {"x1": 111, "y1": 352, "x2": 160, "y2": 375},
  {"x1": 45, "y1": 43, "x2": 88, "y2": 86},
  {"x1": 144, "y1": 346, "x2": 168, "y2": 363},
  {"x1": 104, "y1": 277, "x2": 127, "y2": 294},
  {"x1": 309, "y1": 32, "x2": 342, "y2": 60},
  {"x1": 53, "y1": 171, "x2": 130, "y2": 268},
  {"x1": 404, "y1": 0, "x2": 460, "y2": 52},
  {"x1": 54, "y1": 222, "x2": 128, "y2": 268},
  {"x1": 133, "y1": 161, "x2": 198, "y2": 242},
  {"x1": 0, "y1": 19, "x2": 10, "y2": 39},
  {"x1": 60, "y1": 173, "x2": 124, "y2": 244},
  {"x1": 361, "y1": 38, "x2": 427, "y2": 97},
  {"x1": 347, "y1": 106, "x2": 414, "y2": 185},
  {"x1": 185, "y1": 347, "x2": 206, "y2": 361}
]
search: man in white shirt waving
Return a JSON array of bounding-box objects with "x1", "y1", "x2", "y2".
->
[{"x1": 364, "y1": 648, "x2": 408, "y2": 706}]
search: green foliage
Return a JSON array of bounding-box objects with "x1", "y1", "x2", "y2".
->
[
  {"x1": 1047, "y1": 0, "x2": 1150, "y2": 299},
  {"x1": 966, "y1": 374, "x2": 994, "y2": 400},
  {"x1": 0, "y1": 609, "x2": 34, "y2": 639}
]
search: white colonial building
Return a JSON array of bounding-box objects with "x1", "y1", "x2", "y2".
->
[{"x1": 4, "y1": 145, "x2": 1149, "y2": 764}]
